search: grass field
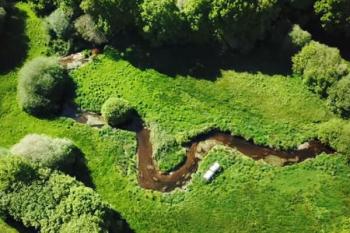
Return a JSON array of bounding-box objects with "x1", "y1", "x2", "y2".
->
[{"x1": 1, "y1": 3, "x2": 350, "y2": 233}]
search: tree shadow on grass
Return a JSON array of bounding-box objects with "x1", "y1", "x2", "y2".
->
[
  {"x1": 0, "y1": 5, "x2": 29, "y2": 74},
  {"x1": 69, "y1": 148, "x2": 96, "y2": 189},
  {"x1": 112, "y1": 34, "x2": 292, "y2": 81},
  {"x1": 5, "y1": 217, "x2": 37, "y2": 233},
  {"x1": 109, "y1": 210, "x2": 135, "y2": 233}
]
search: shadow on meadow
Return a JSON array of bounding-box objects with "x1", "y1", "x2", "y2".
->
[
  {"x1": 0, "y1": 5, "x2": 29, "y2": 74},
  {"x1": 69, "y1": 148, "x2": 96, "y2": 189},
  {"x1": 5, "y1": 218, "x2": 37, "y2": 233},
  {"x1": 111, "y1": 34, "x2": 292, "y2": 81}
]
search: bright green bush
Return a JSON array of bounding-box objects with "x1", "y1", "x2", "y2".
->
[
  {"x1": 292, "y1": 41, "x2": 349, "y2": 96},
  {"x1": 0, "y1": 156, "x2": 120, "y2": 233},
  {"x1": 209, "y1": 0, "x2": 280, "y2": 51},
  {"x1": 18, "y1": 56, "x2": 67, "y2": 117},
  {"x1": 140, "y1": 0, "x2": 187, "y2": 45},
  {"x1": 59, "y1": 215, "x2": 106, "y2": 233},
  {"x1": 318, "y1": 118, "x2": 350, "y2": 154},
  {"x1": 74, "y1": 14, "x2": 107, "y2": 45},
  {"x1": 46, "y1": 8, "x2": 72, "y2": 38},
  {"x1": 328, "y1": 76, "x2": 350, "y2": 117},
  {"x1": 315, "y1": 0, "x2": 350, "y2": 36},
  {"x1": 101, "y1": 97, "x2": 133, "y2": 126},
  {"x1": 11, "y1": 134, "x2": 78, "y2": 172},
  {"x1": 288, "y1": 24, "x2": 312, "y2": 49}
]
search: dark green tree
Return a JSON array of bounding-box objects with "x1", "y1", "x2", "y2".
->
[
  {"x1": 139, "y1": 0, "x2": 187, "y2": 45},
  {"x1": 209, "y1": 0, "x2": 280, "y2": 51},
  {"x1": 79, "y1": 0, "x2": 138, "y2": 36},
  {"x1": 315, "y1": 0, "x2": 350, "y2": 36}
]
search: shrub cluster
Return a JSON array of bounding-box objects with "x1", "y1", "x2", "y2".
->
[
  {"x1": 327, "y1": 76, "x2": 350, "y2": 118},
  {"x1": 292, "y1": 41, "x2": 349, "y2": 97},
  {"x1": 318, "y1": 119, "x2": 350, "y2": 154},
  {"x1": 17, "y1": 56, "x2": 67, "y2": 117},
  {"x1": 101, "y1": 97, "x2": 133, "y2": 127},
  {"x1": 46, "y1": 8, "x2": 72, "y2": 38},
  {"x1": 292, "y1": 41, "x2": 350, "y2": 118},
  {"x1": 11, "y1": 134, "x2": 78, "y2": 172},
  {"x1": 0, "y1": 156, "x2": 125, "y2": 233}
]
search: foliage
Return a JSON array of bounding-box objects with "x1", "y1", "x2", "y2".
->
[
  {"x1": 0, "y1": 7, "x2": 5, "y2": 34},
  {"x1": 54, "y1": 0, "x2": 82, "y2": 15},
  {"x1": 314, "y1": 0, "x2": 350, "y2": 36},
  {"x1": 140, "y1": 0, "x2": 187, "y2": 45},
  {"x1": 149, "y1": 122, "x2": 186, "y2": 172},
  {"x1": 47, "y1": 38, "x2": 73, "y2": 56},
  {"x1": 180, "y1": 0, "x2": 211, "y2": 43},
  {"x1": 101, "y1": 97, "x2": 133, "y2": 127},
  {"x1": 74, "y1": 14, "x2": 107, "y2": 45},
  {"x1": 208, "y1": 0, "x2": 280, "y2": 51},
  {"x1": 0, "y1": 156, "x2": 119, "y2": 233},
  {"x1": 318, "y1": 118, "x2": 350, "y2": 154},
  {"x1": 46, "y1": 8, "x2": 72, "y2": 38},
  {"x1": 328, "y1": 76, "x2": 350, "y2": 117},
  {"x1": 0, "y1": 156, "x2": 37, "y2": 192},
  {"x1": 79, "y1": 0, "x2": 137, "y2": 36},
  {"x1": 288, "y1": 24, "x2": 312, "y2": 49},
  {"x1": 59, "y1": 215, "x2": 107, "y2": 233},
  {"x1": 11, "y1": 134, "x2": 78, "y2": 172},
  {"x1": 17, "y1": 56, "x2": 67, "y2": 117},
  {"x1": 26, "y1": 0, "x2": 55, "y2": 15},
  {"x1": 292, "y1": 41, "x2": 349, "y2": 96}
]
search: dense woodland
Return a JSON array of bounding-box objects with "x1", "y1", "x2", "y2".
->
[{"x1": 1, "y1": 0, "x2": 350, "y2": 233}]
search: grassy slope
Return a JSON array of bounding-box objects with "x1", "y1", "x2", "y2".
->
[{"x1": 0, "y1": 3, "x2": 350, "y2": 233}]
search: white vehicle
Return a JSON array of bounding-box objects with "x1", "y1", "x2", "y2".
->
[{"x1": 203, "y1": 162, "x2": 221, "y2": 182}]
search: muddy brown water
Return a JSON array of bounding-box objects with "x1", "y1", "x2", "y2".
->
[{"x1": 68, "y1": 111, "x2": 334, "y2": 192}]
